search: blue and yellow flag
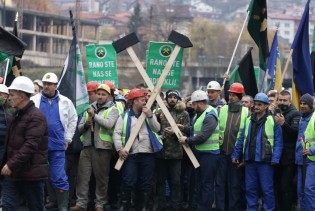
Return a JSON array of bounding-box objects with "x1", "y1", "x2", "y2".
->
[
  {"x1": 267, "y1": 31, "x2": 281, "y2": 91},
  {"x1": 291, "y1": 0, "x2": 313, "y2": 109}
]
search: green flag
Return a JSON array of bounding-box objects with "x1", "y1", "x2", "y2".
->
[{"x1": 247, "y1": 0, "x2": 269, "y2": 71}]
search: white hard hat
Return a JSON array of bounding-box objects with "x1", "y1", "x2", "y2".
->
[
  {"x1": 9, "y1": 76, "x2": 35, "y2": 94},
  {"x1": 33, "y1": 79, "x2": 43, "y2": 88},
  {"x1": 42, "y1": 72, "x2": 58, "y2": 83},
  {"x1": 114, "y1": 89, "x2": 120, "y2": 95},
  {"x1": 0, "y1": 84, "x2": 9, "y2": 95},
  {"x1": 191, "y1": 90, "x2": 208, "y2": 102},
  {"x1": 207, "y1": 81, "x2": 221, "y2": 91}
]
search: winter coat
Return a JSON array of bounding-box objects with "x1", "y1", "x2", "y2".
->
[
  {"x1": 1, "y1": 101, "x2": 48, "y2": 181},
  {"x1": 279, "y1": 104, "x2": 300, "y2": 165},
  {"x1": 232, "y1": 112, "x2": 283, "y2": 164},
  {"x1": 156, "y1": 101, "x2": 190, "y2": 159}
]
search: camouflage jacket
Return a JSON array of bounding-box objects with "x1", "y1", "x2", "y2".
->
[{"x1": 155, "y1": 101, "x2": 190, "y2": 159}]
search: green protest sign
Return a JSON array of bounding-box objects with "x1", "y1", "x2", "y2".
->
[
  {"x1": 85, "y1": 44, "x2": 118, "y2": 86},
  {"x1": 146, "y1": 42, "x2": 184, "y2": 89}
]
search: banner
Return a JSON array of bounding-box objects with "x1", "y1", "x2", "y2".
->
[
  {"x1": 86, "y1": 44, "x2": 118, "y2": 86},
  {"x1": 146, "y1": 42, "x2": 183, "y2": 89}
]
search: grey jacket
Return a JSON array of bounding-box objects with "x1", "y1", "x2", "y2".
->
[
  {"x1": 113, "y1": 109, "x2": 161, "y2": 154},
  {"x1": 78, "y1": 101, "x2": 119, "y2": 150}
]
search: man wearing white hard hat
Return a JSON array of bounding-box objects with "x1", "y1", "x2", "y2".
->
[
  {"x1": 31, "y1": 72, "x2": 77, "y2": 211},
  {"x1": 178, "y1": 90, "x2": 220, "y2": 211},
  {"x1": 206, "y1": 81, "x2": 224, "y2": 109},
  {"x1": 1, "y1": 76, "x2": 48, "y2": 210}
]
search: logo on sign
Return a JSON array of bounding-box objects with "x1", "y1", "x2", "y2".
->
[
  {"x1": 159, "y1": 45, "x2": 173, "y2": 57},
  {"x1": 95, "y1": 46, "x2": 107, "y2": 59}
]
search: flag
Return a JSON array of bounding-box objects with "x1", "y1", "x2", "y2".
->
[
  {"x1": 0, "y1": 25, "x2": 26, "y2": 58},
  {"x1": 5, "y1": 14, "x2": 22, "y2": 87},
  {"x1": 247, "y1": 0, "x2": 269, "y2": 71},
  {"x1": 267, "y1": 31, "x2": 282, "y2": 91},
  {"x1": 291, "y1": 0, "x2": 313, "y2": 109},
  {"x1": 229, "y1": 47, "x2": 258, "y2": 97},
  {"x1": 311, "y1": 21, "x2": 315, "y2": 93},
  {"x1": 58, "y1": 10, "x2": 90, "y2": 116}
]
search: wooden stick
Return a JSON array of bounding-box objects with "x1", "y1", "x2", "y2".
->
[
  {"x1": 221, "y1": 11, "x2": 250, "y2": 89},
  {"x1": 277, "y1": 49, "x2": 293, "y2": 92}
]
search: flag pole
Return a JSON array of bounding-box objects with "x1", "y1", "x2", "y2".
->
[
  {"x1": 3, "y1": 58, "x2": 10, "y2": 85},
  {"x1": 277, "y1": 49, "x2": 293, "y2": 92},
  {"x1": 221, "y1": 11, "x2": 250, "y2": 91}
]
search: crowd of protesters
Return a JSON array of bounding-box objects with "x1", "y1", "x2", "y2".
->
[{"x1": 0, "y1": 74, "x2": 315, "y2": 211}]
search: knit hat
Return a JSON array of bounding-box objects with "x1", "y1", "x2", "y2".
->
[
  {"x1": 300, "y1": 93, "x2": 314, "y2": 109},
  {"x1": 166, "y1": 90, "x2": 181, "y2": 100}
]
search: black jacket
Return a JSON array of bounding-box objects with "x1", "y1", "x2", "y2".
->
[{"x1": 279, "y1": 104, "x2": 300, "y2": 165}]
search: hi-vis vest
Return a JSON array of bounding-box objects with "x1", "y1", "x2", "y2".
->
[
  {"x1": 80, "y1": 107, "x2": 114, "y2": 143},
  {"x1": 121, "y1": 111, "x2": 163, "y2": 152},
  {"x1": 219, "y1": 105, "x2": 248, "y2": 146},
  {"x1": 116, "y1": 101, "x2": 124, "y2": 115},
  {"x1": 243, "y1": 115, "x2": 274, "y2": 155},
  {"x1": 303, "y1": 112, "x2": 315, "y2": 161},
  {"x1": 193, "y1": 106, "x2": 220, "y2": 151}
]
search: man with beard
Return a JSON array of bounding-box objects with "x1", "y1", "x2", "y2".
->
[
  {"x1": 155, "y1": 90, "x2": 190, "y2": 211},
  {"x1": 215, "y1": 83, "x2": 248, "y2": 211},
  {"x1": 70, "y1": 84, "x2": 119, "y2": 211},
  {"x1": 274, "y1": 90, "x2": 300, "y2": 211},
  {"x1": 113, "y1": 88, "x2": 161, "y2": 210},
  {"x1": 232, "y1": 93, "x2": 283, "y2": 211},
  {"x1": 179, "y1": 90, "x2": 220, "y2": 211}
]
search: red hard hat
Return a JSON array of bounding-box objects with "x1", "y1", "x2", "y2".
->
[
  {"x1": 128, "y1": 88, "x2": 145, "y2": 100},
  {"x1": 103, "y1": 81, "x2": 115, "y2": 91},
  {"x1": 86, "y1": 81, "x2": 99, "y2": 92},
  {"x1": 228, "y1": 83, "x2": 244, "y2": 94}
]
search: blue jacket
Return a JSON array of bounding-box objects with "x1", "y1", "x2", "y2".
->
[
  {"x1": 232, "y1": 114, "x2": 283, "y2": 163},
  {"x1": 295, "y1": 111, "x2": 315, "y2": 165},
  {"x1": 208, "y1": 99, "x2": 224, "y2": 109}
]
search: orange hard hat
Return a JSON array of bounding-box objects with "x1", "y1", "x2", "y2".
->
[
  {"x1": 86, "y1": 81, "x2": 99, "y2": 92},
  {"x1": 103, "y1": 81, "x2": 115, "y2": 91},
  {"x1": 128, "y1": 88, "x2": 145, "y2": 100},
  {"x1": 228, "y1": 83, "x2": 244, "y2": 94}
]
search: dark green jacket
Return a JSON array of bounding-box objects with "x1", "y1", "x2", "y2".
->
[{"x1": 156, "y1": 101, "x2": 190, "y2": 159}]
